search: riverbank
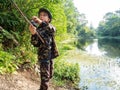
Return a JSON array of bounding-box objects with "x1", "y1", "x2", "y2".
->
[
  {"x1": 62, "y1": 45, "x2": 120, "y2": 90},
  {"x1": 0, "y1": 69, "x2": 71, "y2": 90},
  {"x1": 97, "y1": 36, "x2": 120, "y2": 39},
  {"x1": 0, "y1": 47, "x2": 101, "y2": 90},
  {"x1": 63, "y1": 48, "x2": 101, "y2": 65},
  {"x1": 1, "y1": 37, "x2": 119, "y2": 90},
  {"x1": 1, "y1": 47, "x2": 119, "y2": 90}
]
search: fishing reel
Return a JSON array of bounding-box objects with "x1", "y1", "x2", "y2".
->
[{"x1": 31, "y1": 20, "x2": 39, "y2": 27}]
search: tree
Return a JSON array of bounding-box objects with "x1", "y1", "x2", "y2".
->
[{"x1": 97, "y1": 9, "x2": 120, "y2": 38}]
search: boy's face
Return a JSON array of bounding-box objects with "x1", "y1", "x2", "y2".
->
[{"x1": 39, "y1": 12, "x2": 50, "y2": 23}]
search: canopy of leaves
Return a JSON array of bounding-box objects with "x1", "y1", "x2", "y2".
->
[{"x1": 97, "y1": 9, "x2": 120, "y2": 37}]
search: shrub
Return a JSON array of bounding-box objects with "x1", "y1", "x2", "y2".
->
[
  {"x1": 53, "y1": 59, "x2": 80, "y2": 87},
  {"x1": 0, "y1": 50, "x2": 17, "y2": 74}
]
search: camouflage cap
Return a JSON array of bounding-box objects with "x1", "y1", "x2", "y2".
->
[{"x1": 38, "y1": 8, "x2": 52, "y2": 22}]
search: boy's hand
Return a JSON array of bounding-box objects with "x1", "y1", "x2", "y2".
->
[
  {"x1": 29, "y1": 25, "x2": 37, "y2": 35},
  {"x1": 32, "y1": 16, "x2": 42, "y2": 24}
]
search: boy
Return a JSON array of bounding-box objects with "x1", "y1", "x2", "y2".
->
[{"x1": 29, "y1": 8, "x2": 59, "y2": 90}]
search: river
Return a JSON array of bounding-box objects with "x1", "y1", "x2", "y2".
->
[{"x1": 78, "y1": 39, "x2": 120, "y2": 90}]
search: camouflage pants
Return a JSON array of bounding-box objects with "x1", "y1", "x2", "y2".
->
[{"x1": 39, "y1": 60, "x2": 54, "y2": 90}]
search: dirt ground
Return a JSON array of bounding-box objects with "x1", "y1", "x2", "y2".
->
[{"x1": 0, "y1": 69, "x2": 69, "y2": 90}]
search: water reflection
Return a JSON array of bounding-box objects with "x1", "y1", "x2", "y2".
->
[
  {"x1": 80, "y1": 38, "x2": 120, "y2": 58},
  {"x1": 76, "y1": 38, "x2": 93, "y2": 50},
  {"x1": 98, "y1": 39, "x2": 120, "y2": 58},
  {"x1": 77, "y1": 38, "x2": 120, "y2": 90},
  {"x1": 79, "y1": 59, "x2": 120, "y2": 90},
  {"x1": 85, "y1": 39, "x2": 107, "y2": 56}
]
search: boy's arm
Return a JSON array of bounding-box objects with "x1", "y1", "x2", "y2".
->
[
  {"x1": 31, "y1": 33, "x2": 42, "y2": 47},
  {"x1": 30, "y1": 20, "x2": 55, "y2": 47},
  {"x1": 29, "y1": 24, "x2": 41, "y2": 47}
]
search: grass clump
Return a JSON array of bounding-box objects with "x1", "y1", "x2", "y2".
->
[{"x1": 53, "y1": 58, "x2": 80, "y2": 87}]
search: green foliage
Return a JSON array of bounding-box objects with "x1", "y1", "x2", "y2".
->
[
  {"x1": 77, "y1": 26, "x2": 95, "y2": 39},
  {"x1": 0, "y1": 28, "x2": 19, "y2": 50},
  {"x1": 53, "y1": 59, "x2": 80, "y2": 86},
  {"x1": 0, "y1": 0, "x2": 81, "y2": 87},
  {"x1": 63, "y1": 0, "x2": 95, "y2": 39},
  {"x1": 64, "y1": 0, "x2": 78, "y2": 33},
  {"x1": 76, "y1": 38, "x2": 94, "y2": 50},
  {"x1": 0, "y1": 50, "x2": 17, "y2": 74},
  {"x1": 0, "y1": 0, "x2": 68, "y2": 69},
  {"x1": 62, "y1": 44, "x2": 75, "y2": 50},
  {"x1": 97, "y1": 9, "x2": 120, "y2": 37}
]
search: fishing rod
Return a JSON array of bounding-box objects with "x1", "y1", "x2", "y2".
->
[{"x1": 10, "y1": 0, "x2": 45, "y2": 44}]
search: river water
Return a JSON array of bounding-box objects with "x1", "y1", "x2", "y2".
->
[{"x1": 79, "y1": 39, "x2": 120, "y2": 90}]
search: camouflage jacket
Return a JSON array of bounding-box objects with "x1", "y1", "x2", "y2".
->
[{"x1": 31, "y1": 22, "x2": 59, "y2": 62}]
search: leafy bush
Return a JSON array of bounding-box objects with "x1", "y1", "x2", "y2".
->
[
  {"x1": 53, "y1": 59, "x2": 80, "y2": 87},
  {"x1": 0, "y1": 50, "x2": 17, "y2": 74}
]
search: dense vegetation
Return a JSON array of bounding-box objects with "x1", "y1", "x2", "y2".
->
[
  {"x1": 0, "y1": 0, "x2": 94, "y2": 87},
  {"x1": 97, "y1": 9, "x2": 120, "y2": 39}
]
